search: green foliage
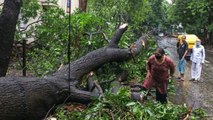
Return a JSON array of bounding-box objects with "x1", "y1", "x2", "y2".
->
[
  {"x1": 81, "y1": 37, "x2": 157, "y2": 92},
  {"x1": 88, "y1": 0, "x2": 151, "y2": 35},
  {"x1": 144, "y1": 0, "x2": 164, "y2": 27},
  {"x1": 54, "y1": 88, "x2": 206, "y2": 120},
  {"x1": 20, "y1": 0, "x2": 154, "y2": 77},
  {"x1": 15, "y1": 0, "x2": 173, "y2": 77},
  {"x1": 70, "y1": 11, "x2": 104, "y2": 52},
  {"x1": 21, "y1": 0, "x2": 41, "y2": 22},
  {"x1": 169, "y1": 0, "x2": 212, "y2": 34},
  {"x1": 191, "y1": 108, "x2": 207, "y2": 118},
  {"x1": 25, "y1": 6, "x2": 66, "y2": 76},
  {"x1": 119, "y1": 38, "x2": 157, "y2": 82},
  {"x1": 24, "y1": 6, "x2": 103, "y2": 76},
  {"x1": 88, "y1": 0, "x2": 150, "y2": 24}
]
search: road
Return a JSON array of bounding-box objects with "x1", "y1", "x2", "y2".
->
[{"x1": 156, "y1": 36, "x2": 213, "y2": 119}]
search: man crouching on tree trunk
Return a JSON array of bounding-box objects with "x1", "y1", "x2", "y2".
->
[{"x1": 141, "y1": 47, "x2": 175, "y2": 104}]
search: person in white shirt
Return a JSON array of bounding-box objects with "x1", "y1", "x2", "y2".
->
[{"x1": 190, "y1": 39, "x2": 205, "y2": 82}]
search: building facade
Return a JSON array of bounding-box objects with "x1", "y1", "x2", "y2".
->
[
  {"x1": 0, "y1": 0, "x2": 80, "y2": 44},
  {"x1": 0, "y1": 0, "x2": 80, "y2": 13},
  {"x1": 40, "y1": 0, "x2": 80, "y2": 13}
]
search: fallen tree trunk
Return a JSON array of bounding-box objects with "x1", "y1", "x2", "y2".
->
[{"x1": 0, "y1": 24, "x2": 148, "y2": 120}]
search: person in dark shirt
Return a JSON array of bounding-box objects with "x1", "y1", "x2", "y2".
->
[{"x1": 177, "y1": 35, "x2": 188, "y2": 81}]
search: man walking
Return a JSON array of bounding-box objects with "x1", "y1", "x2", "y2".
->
[
  {"x1": 190, "y1": 39, "x2": 205, "y2": 82},
  {"x1": 177, "y1": 35, "x2": 188, "y2": 81}
]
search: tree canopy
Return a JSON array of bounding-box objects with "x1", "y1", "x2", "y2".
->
[{"x1": 169, "y1": 0, "x2": 213, "y2": 44}]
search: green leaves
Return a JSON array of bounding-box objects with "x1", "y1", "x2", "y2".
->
[
  {"x1": 54, "y1": 87, "x2": 206, "y2": 120},
  {"x1": 22, "y1": 5, "x2": 103, "y2": 76},
  {"x1": 88, "y1": 0, "x2": 150, "y2": 26},
  {"x1": 170, "y1": 0, "x2": 212, "y2": 34},
  {"x1": 21, "y1": 0, "x2": 41, "y2": 22}
]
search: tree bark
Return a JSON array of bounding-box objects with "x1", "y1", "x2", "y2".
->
[
  {"x1": 0, "y1": 0, "x2": 22, "y2": 77},
  {"x1": 209, "y1": 5, "x2": 213, "y2": 45},
  {"x1": 79, "y1": 0, "x2": 88, "y2": 12},
  {"x1": 0, "y1": 23, "x2": 148, "y2": 120}
]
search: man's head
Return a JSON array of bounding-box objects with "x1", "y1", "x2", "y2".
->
[
  {"x1": 196, "y1": 39, "x2": 201, "y2": 47},
  {"x1": 155, "y1": 47, "x2": 165, "y2": 60},
  {"x1": 182, "y1": 35, "x2": 186, "y2": 42}
]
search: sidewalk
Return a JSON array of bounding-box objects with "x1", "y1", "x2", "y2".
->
[
  {"x1": 204, "y1": 45, "x2": 213, "y2": 53},
  {"x1": 204, "y1": 44, "x2": 213, "y2": 50}
]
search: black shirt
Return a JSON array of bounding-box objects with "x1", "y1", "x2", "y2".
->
[{"x1": 177, "y1": 41, "x2": 188, "y2": 59}]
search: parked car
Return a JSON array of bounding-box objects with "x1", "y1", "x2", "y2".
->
[{"x1": 177, "y1": 34, "x2": 199, "y2": 60}]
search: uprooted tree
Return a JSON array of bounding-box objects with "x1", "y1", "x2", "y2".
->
[
  {"x1": 0, "y1": 24, "x2": 148, "y2": 120},
  {"x1": 0, "y1": 1, "x2": 149, "y2": 120}
]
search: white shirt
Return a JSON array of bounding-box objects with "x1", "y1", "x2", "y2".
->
[{"x1": 190, "y1": 45, "x2": 205, "y2": 63}]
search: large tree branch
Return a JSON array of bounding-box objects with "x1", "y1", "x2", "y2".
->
[
  {"x1": 0, "y1": 23, "x2": 148, "y2": 120},
  {"x1": 108, "y1": 23, "x2": 128, "y2": 48},
  {"x1": 84, "y1": 31, "x2": 110, "y2": 43},
  {"x1": 0, "y1": 0, "x2": 22, "y2": 76},
  {"x1": 19, "y1": 19, "x2": 42, "y2": 32},
  {"x1": 52, "y1": 24, "x2": 147, "y2": 85}
]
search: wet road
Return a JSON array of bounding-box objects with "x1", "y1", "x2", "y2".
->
[{"x1": 156, "y1": 36, "x2": 213, "y2": 119}]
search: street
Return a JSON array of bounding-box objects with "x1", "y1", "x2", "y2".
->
[{"x1": 156, "y1": 36, "x2": 213, "y2": 119}]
